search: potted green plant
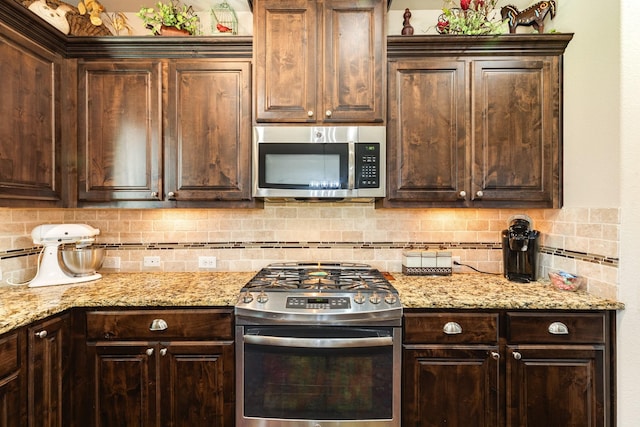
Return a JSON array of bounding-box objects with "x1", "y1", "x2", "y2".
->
[{"x1": 137, "y1": 0, "x2": 200, "y2": 36}]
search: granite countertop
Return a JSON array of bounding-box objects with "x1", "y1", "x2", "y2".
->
[{"x1": 0, "y1": 272, "x2": 624, "y2": 336}]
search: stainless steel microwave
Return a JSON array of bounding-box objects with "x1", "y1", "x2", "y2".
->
[{"x1": 252, "y1": 126, "x2": 386, "y2": 200}]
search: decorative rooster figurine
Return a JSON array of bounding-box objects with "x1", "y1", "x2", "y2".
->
[{"x1": 501, "y1": 0, "x2": 556, "y2": 34}]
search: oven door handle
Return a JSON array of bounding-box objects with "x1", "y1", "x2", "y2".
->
[{"x1": 243, "y1": 334, "x2": 393, "y2": 348}]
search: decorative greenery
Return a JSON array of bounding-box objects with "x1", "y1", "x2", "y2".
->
[
  {"x1": 137, "y1": 1, "x2": 200, "y2": 35},
  {"x1": 437, "y1": 0, "x2": 502, "y2": 35}
]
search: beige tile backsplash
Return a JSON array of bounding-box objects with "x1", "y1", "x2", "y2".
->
[{"x1": 0, "y1": 205, "x2": 620, "y2": 299}]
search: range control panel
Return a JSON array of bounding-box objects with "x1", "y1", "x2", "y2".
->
[{"x1": 286, "y1": 296, "x2": 351, "y2": 310}]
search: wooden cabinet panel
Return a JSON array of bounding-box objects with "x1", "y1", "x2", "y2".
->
[
  {"x1": 254, "y1": 0, "x2": 384, "y2": 124},
  {"x1": 77, "y1": 60, "x2": 162, "y2": 203},
  {"x1": 82, "y1": 309, "x2": 235, "y2": 427},
  {"x1": 0, "y1": 330, "x2": 26, "y2": 427},
  {"x1": 253, "y1": 0, "x2": 317, "y2": 122},
  {"x1": 161, "y1": 342, "x2": 234, "y2": 427},
  {"x1": 403, "y1": 310, "x2": 614, "y2": 427},
  {"x1": 404, "y1": 312, "x2": 498, "y2": 344},
  {"x1": 0, "y1": 23, "x2": 63, "y2": 206},
  {"x1": 403, "y1": 346, "x2": 500, "y2": 427},
  {"x1": 86, "y1": 309, "x2": 233, "y2": 341},
  {"x1": 506, "y1": 312, "x2": 606, "y2": 344},
  {"x1": 322, "y1": 0, "x2": 385, "y2": 122},
  {"x1": 386, "y1": 59, "x2": 467, "y2": 204},
  {"x1": 472, "y1": 58, "x2": 560, "y2": 205},
  {"x1": 28, "y1": 313, "x2": 70, "y2": 427},
  {"x1": 88, "y1": 343, "x2": 157, "y2": 427},
  {"x1": 383, "y1": 36, "x2": 571, "y2": 208},
  {"x1": 506, "y1": 345, "x2": 606, "y2": 427},
  {"x1": 166, "y1": 60, "x2": 252, "y2": 202}
]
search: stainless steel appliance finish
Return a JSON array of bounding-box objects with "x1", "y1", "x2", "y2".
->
[
  {"x1": 252, "y1": 126, "x2": 386, "y2": 201},
  {"x1": 236, "y1": 262, "x2": 402, "y2": 427}
]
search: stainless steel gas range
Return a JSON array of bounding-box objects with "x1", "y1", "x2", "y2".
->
[{"x1": 235, "y1": 262, "x2": 402, "y2": 427}]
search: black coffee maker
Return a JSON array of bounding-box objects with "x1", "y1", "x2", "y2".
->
[{"x1": 502, "y1": 216, "x2": 539, "y2": 283}]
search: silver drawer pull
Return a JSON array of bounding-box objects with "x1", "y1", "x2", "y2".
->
[
  {"x1": 150, "y1": 319, "x2": 168, "y2": 331},
  {"x1": 443, "y1": 321, "x2": 463, "y2": 335},
  {"x1": 548, "y1": 321, "x2": 569, "y2": 335}
]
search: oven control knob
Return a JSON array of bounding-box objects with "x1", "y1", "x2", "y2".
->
[
  {"x1": 241, "y1": 291, "x2": 253, "y2": 304},
  {"x1": 257, "y1": 291, "x2": 269, "y2": 304},
  {"x1": 353, "y1": 291, "x2": 366, "y2": 304},
  {"x1": 369, "y1": 291, "x2": 381, "y2": 304},
  {"x1": 384, "y1": 292, "x2": 397, "y2": 305}
]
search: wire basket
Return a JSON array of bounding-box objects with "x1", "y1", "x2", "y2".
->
[{"x1": 211, "y1": 1, "x2": 238, "y2": 35}]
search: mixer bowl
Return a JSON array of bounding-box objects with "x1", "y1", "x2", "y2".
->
[{"x1": 59, "y1": 247, "x2": 105, "y2": 276}]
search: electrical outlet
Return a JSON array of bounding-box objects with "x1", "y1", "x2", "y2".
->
[
  {"x1": 452, "y1": 256, "x2": 462, "y2": 273},
  {"x1": 103, "y1": 257, "x2": 121, "y2": 269},
  {"x1": 144, "y1": 256, "x2": 161, "y2": 267},
  {"x1": 198, "y1": 256, "x2": 217, "y2": 269}
]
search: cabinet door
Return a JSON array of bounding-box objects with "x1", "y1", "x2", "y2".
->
[
  {"x1": 0, "y1": 25, "x2": 63, "y2": 206},
  {"x1": 472, "y1": 58, "x2": 560, "y2": 207},
  {"x1": 384, "y1": 59, "x2": 467, "y2": 206},
  {"x1": 0, "y1": 330, "x2": 26, "y2": 427},
  {"x1": 166, "y1": 60, "x2": 252, "y2": 202},
  {"x1": 161, "y1": 341, "x2": 234, "y2": 427},
  {"x1": 77, "y1": 60, "x2": 163, "y2": 203},
  {"x1": 28, "y1": 314, "x2": 69, "y2": 427},
  {"x1": 506, "y1": 345, "x2": 606, "y2": 427},
  {"x1": 254, "y1": 0, "x2": 317, "y2": 122},
  {"x1": 403, "y1": 346, "x2": 500, "y2": 427},
  {"x1": 323, "y1": 0, "x2": 385, "y2": 123},
  {"x1": 87, "y1": 342, "x2": 157, "y2": 427}
]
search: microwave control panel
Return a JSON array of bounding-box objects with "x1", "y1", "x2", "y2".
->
[{"x1": 355, "y1": 143, "x2": 380, "y2": 188}]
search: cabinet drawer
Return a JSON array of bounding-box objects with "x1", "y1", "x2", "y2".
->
[
  {"x1": 0, "y1": 332, "x2": 19, "y2": 378},
  {"x1": 404, "y1": 312, "x2": 499, "y2": 344},
  {"x1": 506, "y1": 312, "x2": 606, "y2": 344},
  {"x1": 86, "y1": 309, "x2": 233, "y2": 341}
]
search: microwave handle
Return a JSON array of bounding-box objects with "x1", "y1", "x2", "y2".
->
[
  {"x1": 348, "y1": 142, "x2": 355, "y2": 189},
  {"x1": 243, "y1": 334, "x2": 393, "y2": 348}
]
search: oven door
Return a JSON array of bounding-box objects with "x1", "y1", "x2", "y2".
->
[{"x1": 236, "y1": 325, "x2": 401, "y2": 427}]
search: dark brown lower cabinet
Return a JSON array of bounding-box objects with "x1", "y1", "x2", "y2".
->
[
  {"x1": 87, "y1": 341, "x2": 233, "y2": 427},
  {"x1": 402, "y1": 347, "x2": 499, "y2": 427},
  {"x1": 80, "y1": 308, "x2": 235, "y2": 427},
  {"x1": 28, "y1": 313, "x2": 69, "y2": 427},
  {"x1": 0, "y1": 330, "x2": 26, "y2": 427},
  {"x1": 403, "y1": 310, "x2": 614, "y2": 427}
]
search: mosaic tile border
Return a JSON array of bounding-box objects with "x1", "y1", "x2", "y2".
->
[{"x1": 0, "y1": 242, "x2": 619, "y2": 267}]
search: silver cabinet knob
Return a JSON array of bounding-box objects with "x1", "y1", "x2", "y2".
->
[
  {"x1": 150, "y1": 192, "x2": 158, "y2": 198},
  {"x1": 167, "y1": 191, "x2": 175, "y2": 199},
  {"x1": 307, "y1": 110, "x2": 314, "y2": 117},
  {"x1": 490, "y1": 351, "x2": 500, "y2": 360},
  {"x1": 443, "y1": 321, "x2": 462, "y2": 335},
  {"x1": 160, "y1": 348, "x2": 167, "y2": 356},
  {"x1": 35, "y1": 330, "x2": 48, "y2": 339},
  {"x1": 476, "y1": 190, "x2": 484, "y2": 198},
  {"x1": 548, "y1": 321, "x2": 569, "y2": 335},
  {"x1": 149, "y1": 319, "x2": 168, "y2": 331},
  {"x1": 512, "y1": 351, "x2": 522, "y2": 360},
  {"x1": 146, "y1": 348, "x2": 154, "y2": 356},
  {"x1": 325, "y1": 110, "x2": 332, "y2": 118},
  {"x1": 458, "y1": 190, "x2": 467, "y2": 198}
]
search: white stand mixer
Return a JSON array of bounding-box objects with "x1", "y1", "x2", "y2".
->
[{"x1": 29, "y1": 224, "x2": 102, "y2": 288}]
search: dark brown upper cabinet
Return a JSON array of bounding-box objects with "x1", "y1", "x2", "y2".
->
[
  {"x1": 380, "y1": 34, "x2": 572, "y2": 209},
  {"x1": 77, "y1": 57, "x2": 256, "y2": 208},
  {"x1": 253, "y1": 0, "x2": 385, "y2": 123},
  {"x1": 0, "y1": 22, "x2": 66, "y2": 207}
]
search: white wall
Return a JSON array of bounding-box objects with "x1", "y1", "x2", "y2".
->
[{"x1": 618, "y1": 0, "x2": 640, "y2": 423}]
